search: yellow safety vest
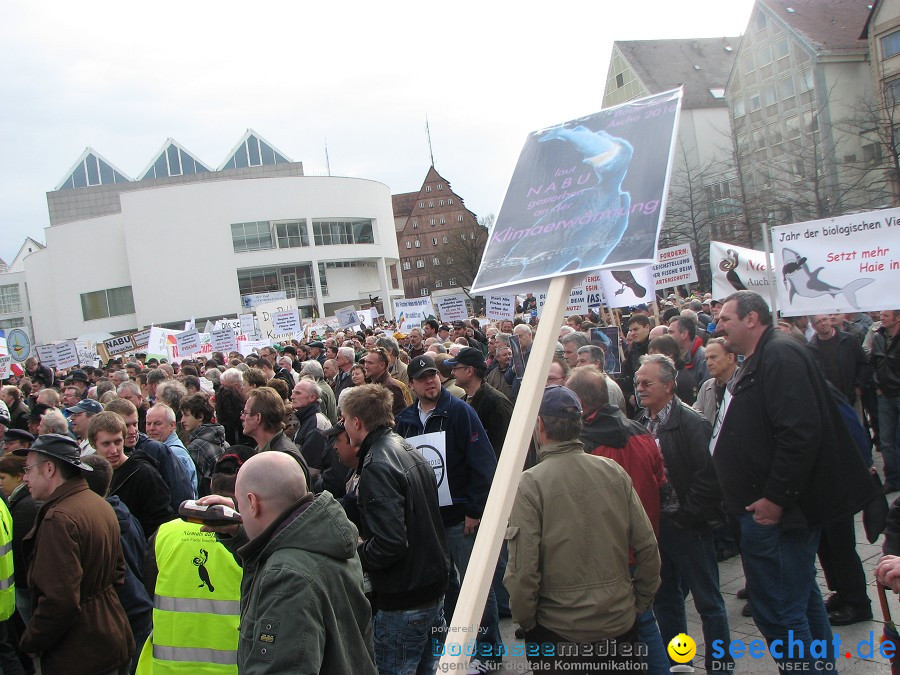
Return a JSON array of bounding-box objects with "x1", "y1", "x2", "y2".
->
[
  {"x1": 0, "y1": 500, "x2": 13, "y2": 621},
  {"x1": 137, "y1": 520, "x2": 242, "y2": 673}
]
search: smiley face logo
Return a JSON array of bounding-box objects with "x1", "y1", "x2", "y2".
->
[{"x1": 667, "y1": 633, "x2": 696, "y2": 664}]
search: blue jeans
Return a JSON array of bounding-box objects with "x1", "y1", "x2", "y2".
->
[
  {"x1": 879, "y1": 395, "x2": 900, "y2": 487},
  {"x1": 444, "y1": 521, "x2": 503, "y2": 664},
  {"x1": 635, "y1": 607, "x2": 669, "y2": 674},
  {"x1": 654, "y1": 518, "x2": 733, "y2": 672},
  {"x1": 374, "y1": 598, "x2": 446, "y2": 675},
  {"x1": 739, "y1": 514, "x2": 834, "y2": 671},
  {"x1": 492, "y1": 540, "x2": 510, "y2": 616}
]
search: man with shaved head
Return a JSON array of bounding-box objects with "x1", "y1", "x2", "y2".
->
[{"x1": 199, "y1": 452, "x2": 377, "y2": 674}]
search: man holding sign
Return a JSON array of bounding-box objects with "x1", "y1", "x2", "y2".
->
[
  {"x1": 341, "y1": 384, "x2": 451, "y2": 675},
  {"x1": 394, "y1": 354, "x2": 502, "y2": 670}
]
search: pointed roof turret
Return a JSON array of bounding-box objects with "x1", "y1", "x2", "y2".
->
[
  {"x1": 139, "y1": 138, "x2": 211, "y2": 180},
  {"x1": 219, "y1": 129, "x2": 291, "y2": 170},
  {"x1": 55, "y1": 148, "x2": 131, "y2": 190}
]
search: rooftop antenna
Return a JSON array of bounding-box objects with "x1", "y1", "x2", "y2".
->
[
  {"x1": 425, "y1": 115, "x2": 435, "y2": 168},
  {"x1": 324, "y1": 137, "x2": 332, "y2": 176}
]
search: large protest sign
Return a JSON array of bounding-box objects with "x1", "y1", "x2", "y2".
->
[
  {"x1": 255, "y1": 298, "x2": 300, "y2": 341},
  {"x1": 211, "y1": 328, "x2": 238, "y2": 353},
  {"x1": 435, "y1": 295, "x2": 468, "y2": 323},
  {"x1": 54, "y1": 341, "x2": 80, "y2": 369},
  {"x1": 653, "y1": 244, "x2": 698, "y2": 289},
  {"x1": 599, "y1": 266, "x2": 655, "y2": 308},
  {"x1": 146, "y1": 327, "x2": 179, "y2": 361},
  {"x1": 710, "y1": 241, "x2": 774, "y2": 304},
  {"x1": 175, "y1": 329, "x2": 201, "y2": 356},
  {"x1": 471, "y1": 88, "x2": 682, "y2": 293},
  {"x1": 335, "y1": 305, "x2": 361, "y2": 330},
  {"x1": 36, "y1": 344, "x2": 58, "y2": 369},
  {"x1": 772, "y1": 209, "x2": 899, "y2": 316},
  {"x1": 104, "y1": 334, "x2": 136, "y2": 357},
  {"x1": 393, "y1": 298, "x2": 435, "y2": 331}
]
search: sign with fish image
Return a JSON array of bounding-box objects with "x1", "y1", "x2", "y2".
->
[
  {"x1": 771, "y1": 208, "x2": 899, "y2": 316},
  {"x1": 471, "y1": 88, "x2": 682, "y2": 293},
  {"x1": 710, "y1": 241, "x2": 774, "y2": 306}
]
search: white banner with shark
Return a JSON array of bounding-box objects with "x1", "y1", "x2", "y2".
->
[
  {"x1": 771, "y1": 209, "x2": 898, "y2": 317},
  {"x1": 710, "y1": 241, "x2": 774, "y2": 305}
]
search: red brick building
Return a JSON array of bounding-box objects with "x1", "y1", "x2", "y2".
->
[{"x1": 393, "y1": 167, "x2": 481, "y2": 299}]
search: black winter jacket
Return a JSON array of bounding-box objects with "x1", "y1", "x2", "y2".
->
[
  {"x1": 356, "y1": 427, "x2": 450, "y2": 610},
  {"x1": 807, "y1": 329, "x2": 871, "y2": 403},
  {"x1": 713, "y1": 327, "x2": 876, "y2": 529},
  {"x1": 872, "y1": 326, "x2": 900, "y2": 397},
  {"x1": 656, "y1": 398, "x2": 723, "y2": 530}
]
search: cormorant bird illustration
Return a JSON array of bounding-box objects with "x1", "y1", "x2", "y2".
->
[
  {"x1": 610, "y1": 270, "x2": 646, "y2": 297},
  {"x1": 781, "y1": 248, "x2": 874, "y2": 309},
  {"x1": 718, "y1": 249, "x2": 747, "y2": 291},
  {"x1": 193, "y1": 549, "x2": 215, "y2": 592}
]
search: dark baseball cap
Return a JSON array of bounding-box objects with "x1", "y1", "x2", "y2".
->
[
  {"x1": 407, "y1": 354, "x2": 439, "y2": 380},
  {"x1": 4, "y1": 429, "x2": 35, "y2": 444},
  {"x1": 65, "y1": 369, "x2": 89, "y2": 384},
  {"x1": 320, "y1": 421, "x2": 347, "y2": 438},
  {"x1": 539, "y1": 385, "x2": 583, "y2": 420},
  {"x1": 66, "y1": 399, "x2": 104, "y2": 416},
  {"x1": 26, "y1": 403, "x2": 52, "y2": 423},
  {"x1": 445, "y1": 347, "x2": 487, "y2": 371},
  {"x1": 14, "y1": 433, "x2": 93, "y2": 471}
]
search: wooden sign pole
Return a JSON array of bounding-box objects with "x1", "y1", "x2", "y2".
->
[{"x1": 438, "y1": 273, "x2": 576, "y2": 668}]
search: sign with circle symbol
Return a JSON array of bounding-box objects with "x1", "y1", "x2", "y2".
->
[
  {"x1": 6, "y1": 329, "x2": 31, "y2": 362},
  {"x1": 408, "y1": 431, "x2": 452, "y2": 507}
]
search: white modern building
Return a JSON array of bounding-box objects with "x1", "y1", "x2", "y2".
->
[{"x1": 25, "y1": 130, "x2": 404, "y2": 342}]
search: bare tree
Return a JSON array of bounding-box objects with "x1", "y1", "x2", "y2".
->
[{"x1": 443, "y1": 214, "x2": 491, "y2": 307}]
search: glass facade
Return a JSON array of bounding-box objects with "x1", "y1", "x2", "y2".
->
[
  {"x1": 311, "y1": 219, "x2": 374, "y2": 246},
  {"x1": 141, "y1": 142, "x2": 211, "y2": 179},
  {"x1": 221, "y1": 133, "x2": 290, "y2": 170},
  {"x1": 58, "y1": 152, "x2": 130, "y2": 190},
  {"x1": 232, "y1": 222, "x2": 275, "y2": 252},
  {"x1": 0, "y1": 284, "x2": 21, "y2": 315},
  {"x1": 80, "y1": 286, "x2": 135, "y2": 321}
]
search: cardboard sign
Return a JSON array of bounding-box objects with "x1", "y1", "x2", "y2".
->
[
  {"x1": 104, "y1": 334, "x2": 136, "y2": 356},
  {"x1": 146, "y1": 327, "x2": 179, "y2": 361},
  {"x1": 255, "y1": 298, "x2": 300, "y2": 341},
  {"x1": 653, "y1": 244, "x2": 698, "y2": 289},
  {"x1": 238, "y1": 339, "x2": 270, "y2": 357},
  {"x1": 472, "y1": 88, "x2": 682, "y2": 293},
  {"x1": 0, "y1": 356, "x2": 10, "y2": 380},
  {"x1": 485, "y1": 295, "x2": 516, "y2": 321},
  {"x1": 36, "y1": 344, "x2": 58, "y2": 369},
  {"x1": 175, "y1": 329, "x2": 200, "y2": 356},
  {"x1": 272, "y1": 310, "x2": 301, "y2": 336},
  {"x1": 393, "y1": 298, "x2": 435, "y2": 331},
  {"x1": 75, "y1": 341, "x2": 99, "y2": 368},
  {"x1": 211, "y1": 328, "x2": 238, "y2": 353},
  {"x1": 241, "y1": 291, "x2": 287, "y2": 309},
  {"x1": 239, "y1": 313, "x2": 256, "y2": 338},
  {"x1": 772, "y1": 209, "x2": 899, "y2": 316},
  {"x1": 133, "y1": 329, "x2": 151, "y2": 350},
  {"x1": 710, "y1": 241, "x2": 774, "y2": 304},
  {"x1": 335, "y1": 305, "x2": 361, "y2": 330},
  {"x1": 599, "y1": 266, "x2": 655, "y2": 308},
  {"x1": 436, "y1": 295, "x2": 469, "y2": 323},
  {"x1": 408, "y1": 432, "x2": 453, "y2": 507},
  {"x1": 54, "y1": 341, "x2": 80, "y2": 369}
]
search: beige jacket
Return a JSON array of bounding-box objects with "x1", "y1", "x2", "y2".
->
[{"x1": 504, "y1": 439, "x2": 660, "y2": 642}]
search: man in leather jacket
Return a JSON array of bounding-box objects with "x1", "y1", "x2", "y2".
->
[{"x1": 342, "y1": 384, "x2": 451, "y2": 675}]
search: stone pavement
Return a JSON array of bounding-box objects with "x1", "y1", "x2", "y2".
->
[{"x1": 494, "y1": 500, "x2": 898, "y2": 674}]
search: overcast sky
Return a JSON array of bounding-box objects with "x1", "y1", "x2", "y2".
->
[{"x1": 0, "y1": 0, "x2": 754, "y2": 264}]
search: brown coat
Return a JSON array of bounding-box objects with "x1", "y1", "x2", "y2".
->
[{"x1": 21, "y1": 478, "x2": 134, "y2": 674}]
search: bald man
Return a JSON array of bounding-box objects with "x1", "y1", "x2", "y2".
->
[{"x1": 199, "y1": 453, "x2": 376, "y2": 674}]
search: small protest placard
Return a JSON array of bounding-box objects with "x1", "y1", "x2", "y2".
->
[
  {"x1": 175, "y1": 329, "x2": 200, "y2": 356},
  {"x1": 54, "y1": 341, "x2": 80, "y2": 369},
  {"x1": 211, "y1": 328, "x2": 237, "y2": 353}
]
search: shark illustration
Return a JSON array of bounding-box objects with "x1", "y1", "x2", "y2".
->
[{"x1": 781, "y1": 248, "x2": 874, "y2": 309}]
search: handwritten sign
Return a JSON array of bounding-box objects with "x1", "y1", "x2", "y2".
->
[{"x1": 175, "y1": 329, "x2": 200, "y2": 356}]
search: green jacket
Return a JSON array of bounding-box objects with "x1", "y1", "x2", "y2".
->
[
  {"x1": 504, "y1": 439, "x2": 660, "y2": 643},
  {"x1": 236, "y1": 492, "x2": 377, "y2": 674}
]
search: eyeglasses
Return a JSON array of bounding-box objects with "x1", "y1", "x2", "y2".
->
[
  {"x1": 547, "y1": 375, "x2": 566, "y2": 383},
  {"x1": 450, "y1": 365, "x2": 468, "y2": 372},
  {"x1": 634, "y1": 379, "x2": 659, "y2": 389},
  {"x1": 239, "y1": 409, "x2": 258, "y2": 418},
  {"x1": 24, "y1": 461, "x2": 49, "y2": 475}
]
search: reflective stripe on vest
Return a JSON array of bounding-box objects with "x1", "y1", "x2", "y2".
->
[
  {"x1": 152, "y1": 644, "x2": 238, "y2": 666},
  {"x1": 0, "y1": 502, "x2": 15, "y2": 621},
  {"x1": 146, "y1": 519, "x2": 241, "y2": 672},
  {"x1": 155, "y1": 594, "x2": 240, "y2": 615}
]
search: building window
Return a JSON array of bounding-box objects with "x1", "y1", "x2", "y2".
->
[
  {"x1": 439, "y1": 218, "x2": 445, "y2": 225},
  {"x1": 457, "y1": 215, "x2": 464, "y2": 222},
  {"x1": 449, "y1": 278, "x2": 457, "y2": 286},
  {"x1": 800, "y1": 69, "x2": 814, "y2": 92},
  {"x1": 238, "y1": 265, "x2": 315, "y2": 300},
  {"x1": 406, "y1": 241, "x2": 412, "y2": 249},
  {"x1": 412, "y1": 220, "x2": 418, "y2": 228},
  {"x1": 443, "y1": 236, "x2": 449, "y2": 244},
  {"x1": 776, "y1": 38, "x2": 790, "y2": 59},
  {"x1": 414, "y1": 239, "x2": 421, "y2": 248},
  {"x1": 275, "y1": 221, "x2": 309, "y2": 249},
  {"x1": 758, "y1": 45, "x2": 772, "y2": 66},
  {"x1": 419, "y1": 201, "x2": 424, "y2": 208},
  {"x1": 435, "y1": 280, "x2": 443, "y2": 288},
  {"x1": 416, "y1": 259, "x2": 425, "y2": 269},
  {"x1": 755, "y1": 10, "x2": 767, "y2": 31},
  {"x1": 420, "y1": 288, "x2": 430, "y2": 296},
  {"x1": 430, "y1": 218, "x2": 436, "y2": 225},
  {"x1": 884, "y1": 31, "x2": 900, "y2": 59},
  {"x1": 733, "y1": 98, "x2": 746, "y2": 118},
  {"x1": 762, "y1": 84, "x2": 777, "y2": 107},
  {"x1": 748, "y1": 93, "x2": 761, "y2": 112},
  {"x1": 0, "y1": 284, "x2": 22, "y2": 314},
  {"x1": 447, "y1": 198, "x2": 453, "y2": 205},
  {"x1": 433, "y1": 257, "x2": 440, "y2": 265},
  {"x1": 438, "y1": 184, "x2": 444, "y2": 190},
  {"x1": 425, "y1": 186, "x2": 432, "y2": 192},
  {"x1": 780, "y1": 77, "x2": 795, "y2": 99},
  {"x1": 439, "y1": 200, "x2": 444, "y2": 206},
  {"x1": 232, "y1": 221, "x2": 274, "y2": 253},
  {"x1": 432, "y1": 237, "x2": 438, "y2": 245},
  {"x1": 616, "y1": 72, "x2": 625, "y2": 88},
  {"x1": 311, "y1": 219, "x2": 374, "y2": 246},
  {"x1": 403, "y1": 261, "x2": 411, "y2": 270},
  {"x1": 429, "y1": 202, "x2": 434, "y2": 208},
  {"x1": 863, "y1": 142, "x2": 883, "y2": 163},
  {"x1": 81, "y1": 286, "x2": 135, "y2": 321},
  {"x1": 460, "y1": 233, "x2": 466, "y2": 240}
]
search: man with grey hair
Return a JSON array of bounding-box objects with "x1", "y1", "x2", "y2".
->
[
  {"x1": 39, "y1": 409, "x2": 71, "y2": 437},
  {"x1": 300, "y1": 359, "x2": 338, "y2": 424},
  {"x1": 220, "y1": 367, "x2": 244, "y2": 390},
  {"x1": 333, "y1": 346, "x2": 356, "y2": 399},
  {"x1": 560, "y1": 331, "x2": 589, "y2": 368},
  {"x1": 575, "y1": 345, "x2": 627, "y2": 411},
  {"x1": 146, "y1": 403, "x2": 198, "y2": 497},
  {"x1": 289, "y1": 379, "x2": 331, "y2": 481},
  {"x1": 117, "y1": 380, "x2": 148, "y2": 433},
  {"x1": 634, "y1": 353, "x2": 731, "y2": 671},
  {"x1": 375, "y1": 336, "x2": 409, "y2": 385}
]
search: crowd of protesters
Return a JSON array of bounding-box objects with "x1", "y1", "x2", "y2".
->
[{"x1": 0, "y1": 289, "x2": 897, "y2": 673}]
